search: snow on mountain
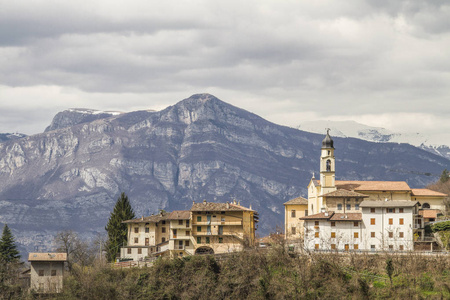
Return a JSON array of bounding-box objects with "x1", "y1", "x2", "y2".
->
[{"x1": 298, "y1": 120, "x2": 450, "y2": 160}]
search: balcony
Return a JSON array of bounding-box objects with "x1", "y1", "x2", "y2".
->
[
  {"x1": 193, "y1": 220, "x2": 242, "y2": 226},
  {"x1": 171, "y1": 235, "x2": 191, "y2": 240},
  {"x1": 170, "y1": 223, "x2": 191, "y2": 229}
]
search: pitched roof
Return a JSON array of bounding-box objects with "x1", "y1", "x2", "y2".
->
[
  {"x1": 28, "y1": 253, "x2": 67, "y2": 262},
  {"x1": 321, "y1": 189, "x2": 368, "y2": 198},
  {"x1": 411, "y1": 189, "x2": 447, "y2": 197},
  {"x1": 359, "y1": 200, "x2": 418, "y2": 208},
  {"x1": 284, "y1": 196, "x2": 308, "y2": 205},
  {"x1": 167, "y1": 210, "x2": 190, "y2": 220},
  {"x1": 300, "y1": 212, "x2": 334, "y2": 220},
  {"x1": 329, "y1": 213, "x2": 362, "y2": 222},
  {"x1": 191, "y1": 201, "x2": 254, "y2": 212},
  {"x1": 123, "y1": 213, "x2": 168, "y2": 224},
  {"x1": 419, "y1": 209, "x2": 438, "y2": 219},
  {"x1": 335, "y1": 180, "x2": 411, "y2": 191}
]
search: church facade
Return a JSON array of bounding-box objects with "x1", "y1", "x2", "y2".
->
[{"x1": 285, "y1": 131, "x2": 447, "y2": 251}]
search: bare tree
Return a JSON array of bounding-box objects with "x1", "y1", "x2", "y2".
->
[{"x1": 54, "y1": 230, "x2": 93, "y2": 270}]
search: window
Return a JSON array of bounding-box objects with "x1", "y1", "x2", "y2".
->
[
  {"x1": 331, "y1": 221, "x2": 336, "y2": 227},
  {"x1": 399, "y1": 208, "x2": 404, "y2": 213},
  {"x1": 354, "y1": 232, "x2": 359, "y2": 238},
  {"x1": 346, "y1": 204, "x2": 351, "y2": 210},
  {"x1": 173, "y1": 229, "x2": 177, "y2": 237},
  {"x1": 134, "y1": 227, "x2": 139, "y2": 233},
  {"x1": 399, "y1": 218, "x2": 404, "y2": 225},
  {"x1": 305, "y1": 210, "x2": 308, "y2": 216},
  {"x1": 127, "y1": 248, "x2": 132, "y2": 254},
  {"x1": 353, "y1": 221, "x2": 358, "y2": 227},
  {"x1": 162, "y1": 220, "x2": 166, "y2": 225},
  {"x1": 371, "y1": 232, "x2": 375, "y2": 238},
  {"x1": 186, "y1": 220, "x2": 190, "y2": 227},
  {"x1": 389, "y1": 218, "x2": 393, "y2": 225},
  {"x1": 51, "y1": 270, "x2": 56, "y2": 276},
  {"x1": 197, "y1": 216, "x2": 202, "y2": 222},
  {"x1": 291, "y1": 210, "x2": 296, "y2": 218},
  {"x1": 315, "y1": 244, "x2": 319, "y2": 250},
  {"x1": 389, "y1": 232, "x2": 393, "y2": 238},
  {"x1": 197, "y1": 226, "x2": 201, "y2": 232},
  {"x1": 185, "y1": 240, "x2": 190, "y2": 246},
  {"x1": 331, "y1": 232, "x2": 336, "y2": 238},
  {"x1": 179, "y1": 220, "x2": 183, "y2": 225},
  {"x1": 134, "y1": 237, "x2": 138, "y2": 244},
  {"x1": 399, "y1": 245, "x2": 404, "y2": 251},
  {"x1": 197, "y1": 237, "x2": 201, "y2": 244},
  {"x1": 399, "y1": 232, "x2": 404, "y2": 238},
  {"x1": 314, "y1": 221, "x2": 319, "y2": 226},
  {"x1": 370, "y1": 218, "x2": 375, "y2": 225},
  {"x1": 371, "y1": 245, "x2": 375, "y2": 250},
  {"x1": 291, "y1": 227, "x2": 296, "y2": 234},
  {"x1": 206, "y1": 237, "x2": 210, "y2": 244},
  {"x1": 145, "y1": 238, "x2": 149, "y2": 246},
  {"x1": 422, "y1": 203, "x2": 430, "y2": 209},
  {"x1": 331, "y1": 244, "x2": 336, "y2": 250},
  {"x1": 219, "y1": 237, "x2": 223, "y2": 244},
  {"x1": 186, "y1": 231, "x2": 190, "y2": 236},
  {"x1": 337, "y1": 204, "x2": 342, "y2": 210},
  {"x1": 162, "y1": 237, "x2": 166, "y2": 243},
  {"x1": 138, "y1": 248, "x2": 142, "y2": 254},
  {"x1": 354, "y1": 244, "x2": 359, "y2": 250},
  {"x1": 387, "y1": 208, "x2": 395, "y2": 213},
  {"x1": 38, "y1": 270, "x2": 44, "y2": 276},
  {"x1": 162, "y1": 227, "x2": 166, "y2": 233},
  {"x1": 389, "y1": 245, "x2": 393, "y2": 251},
  {"x1": 145, "y1": 227, "x2": 149, "y2": 233},
  {"x1": 315, "y1": 232, "x2": 319, "y2": 238},
  {"x1": 355, "y1": 204, "x2": 360, "y2": 210},
  {"x1": 370, "y1": 208, "x2": 376, "y2": 213}
]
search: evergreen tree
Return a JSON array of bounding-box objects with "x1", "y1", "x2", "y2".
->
[
  {"x1": 0, "y1": 224, "x2": 20, "y2": 263},
  {"x1": 105, "y1": 192, "x2": 135, "y2": 262},
  {"x1": 440, "y1": 169, "x2": 449, "y2": 183}
]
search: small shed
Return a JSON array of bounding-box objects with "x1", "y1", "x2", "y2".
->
[{"x1": 28, "y1": 252, "x2": 67, "y2": 293}]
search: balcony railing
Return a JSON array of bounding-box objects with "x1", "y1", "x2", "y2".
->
[
  {"x1": 193, "y1": 220, "x2": 242, "y2": 226},
  {"x1": 174, "y1": 245, "x2": 185, "y2": 250}
]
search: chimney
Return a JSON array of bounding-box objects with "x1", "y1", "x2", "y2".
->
[
  {"x1": 193, "y1": 201, "x2": 195, "y2": 205},
  {"x1": 141, "y1": 216, "x2": 144, "y2": 221},
  {"x1": 249, "y1": 204, "x2": 252, "y2": 210},
  {"x1": 226, "y1": 202, "x2": 230, "y2": 209},
  {"x1": 203, "y1": 199, "x2": 207, "y2": 204},
  {"x1": 238, "y1": 201, "x2": 241, "y2": 206},
  {"x1": 324, "y1": 212, "x2": 329, "y2": 217}
]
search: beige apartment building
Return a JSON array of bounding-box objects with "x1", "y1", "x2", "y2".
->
[{"x1": 120, "y1": 200, "x2": 258, "y2": 260}]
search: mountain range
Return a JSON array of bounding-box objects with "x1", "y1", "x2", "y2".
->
[{"x1": 0, "y1": 94, "x2": 448, "y2": 255}]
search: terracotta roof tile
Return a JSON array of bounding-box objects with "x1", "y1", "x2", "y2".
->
[
  {"x1": 335, "y1": 180, "x2": 411, "y2": 191},
  {"x1": 419, "y1": 209, "x2": 438, "y2": 219},
  {"x1": 329, "y1": 213, "x2": 362, "y2": 222},
  {"x1": 191, "y1": 201, "x2": 254, "y2": 212},
  {"x1": 300, "y1": 212, "x2": 334, "y2": 220},
  {"x1": 360, "y1": 200, "x2": 418, "y2": 208},
  {"x1": 411, "y1": 189, "x2": 447, "y2": 197},
  {"x1": 123, "y1": 213, "x2": 168, "y2": 223},
  {"x1": 284, "y1": 196, "x2": 308, "y2": 205},
  {"x1": 321, "y1": 189, "x2": 368, "y2": 198},
  {"x1": 28, "y1": 253, "x2": 67, "y2": 262},
  {"x1": 167, "y1": 210, "x2": 190, "y2": 220}
]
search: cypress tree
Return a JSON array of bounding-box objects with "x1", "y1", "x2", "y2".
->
[
  {"x1": 0, "y1": 224, "x2": 20, "y2": 263},
  {"x1": 105, "y1": 192, "x2": 135, "y2": 262}
]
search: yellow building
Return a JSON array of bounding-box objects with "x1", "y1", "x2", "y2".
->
[
  {"x1": 284, "y1": 197, "x2": 308, "y2": 240},
  {"x1": 121, "y1": 200, "x2": 257, "y2": 260}
]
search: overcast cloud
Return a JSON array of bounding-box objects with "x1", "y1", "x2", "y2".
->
[{"x1": 0, "y1": 0, "x2": 449, "y2": 144}]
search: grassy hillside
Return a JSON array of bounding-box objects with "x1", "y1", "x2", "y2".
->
[{"x1": 11, "y1": 246, "x2": 447, "y2": 299}]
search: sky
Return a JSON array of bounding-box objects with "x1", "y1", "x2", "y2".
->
[{"x1": 1, "y1": 0, "x2": 449, "y2": 145}]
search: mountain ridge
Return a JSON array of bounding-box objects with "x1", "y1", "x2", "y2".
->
[{"x1": 0, "y1": 94, "x2": 448, "y2": 255}]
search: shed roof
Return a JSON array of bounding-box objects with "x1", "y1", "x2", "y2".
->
[
  {"x1": 321, "y1": 189, "x2": 368, "y2": 198},
  {"x1": 28, "y1": 253, "x2": 67, "y2": 262},
  {"x1": 411, "y1": 189, "x2": 447, "y2": 197},
  {"x1": 419, "y1": 209, "x2": 438, "y2": 219},
  {"x1": 360, "y1": 200, "x2": 418, "y2": 208},
  {"x1": 284, "y1": 196, "x2": 308, "y2": 205},
  {"x1": 329, "y1": 213, "x2": 362, "y2": 222},
  {"x1": 167, "y1": 210, "x2": 190, "y2": 220},
  {"x1": 191, "y1": 201, "x2": 254, "y2": 212},
  {"x1": 335, "y1": 180, "x2": 411, "y2": 191},
  {"x1": 300, "y1": 212, "x2": 334, "y2": 220},
  {"x1": 123, "y1": 213, "x2": 168, "y2": 224}
]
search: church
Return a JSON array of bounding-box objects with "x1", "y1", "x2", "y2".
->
[{"x1": 285, "y1": 131, "x2": 447, "y2": 251}]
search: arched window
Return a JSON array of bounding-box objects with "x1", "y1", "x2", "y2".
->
[
  {"x1": 422, "y1": 203, "x2": 430, "y2": 209},
  {"x1": 326, "y1": 159, "x2": 331, "y2": 171}
]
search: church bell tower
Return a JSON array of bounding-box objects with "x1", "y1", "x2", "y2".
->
[{"x1": 320, "y1": 129, "x2": 336, "y2": 195}]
